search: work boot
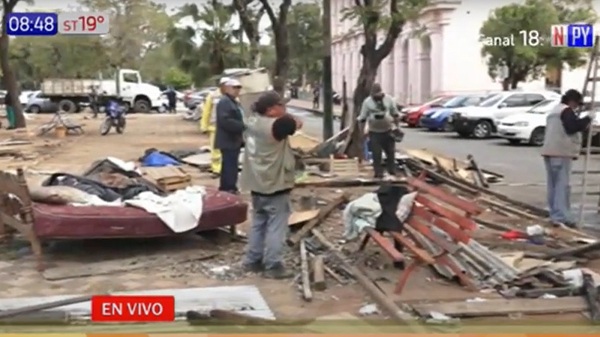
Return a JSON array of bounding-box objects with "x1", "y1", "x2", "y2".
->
[
  {"x1": 263, "y1": 264, "x2": 294, "y2": 279},
  {"x1": 242, "y1": 261, "x2": 264, "y2": 273}
]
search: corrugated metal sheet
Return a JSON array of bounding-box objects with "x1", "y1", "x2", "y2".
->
[{"x1": 0, "y1": 286, "x2": 274, "y2": 320}]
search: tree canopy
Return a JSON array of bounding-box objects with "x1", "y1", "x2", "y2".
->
[{"x1": 480, "y1": 0, "x2": 597, "y2": 90}]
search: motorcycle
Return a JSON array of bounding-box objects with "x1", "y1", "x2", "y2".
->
[{"x1": 100, "y1": 99, "x2": 126, "y2": 135}]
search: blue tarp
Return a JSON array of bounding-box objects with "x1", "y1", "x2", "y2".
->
[{"x1": 141, "y1": 151, "x2": 180, "y2": 167}]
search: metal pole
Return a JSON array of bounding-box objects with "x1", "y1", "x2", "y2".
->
[
  {"x1": 322, "y1": 0, "x2": 334, "y2": 140},
  {"x1": 577, "y1": 37, "x2": 600, "y2": 228}
]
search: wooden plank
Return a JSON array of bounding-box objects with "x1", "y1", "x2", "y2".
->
[
  {"x1": 43, "y1": 250, "x2": 218, "y2": 281},
  {"x1": 410, "y1": 297, "x2": 588, "y2": 317},
  {"x1": 299, "y1": 240, "x2": 313, "y2": 302},
  {"x1": 364, "y1": 228, "x2": 404, "y2": 261},
  {"x1": 312, "y1": 255, "x2": 326, "y2": 291}
]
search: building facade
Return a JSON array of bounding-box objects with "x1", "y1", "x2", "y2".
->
[{"x1": 331, "y1": 1, "x2": 546, "y2": 105}]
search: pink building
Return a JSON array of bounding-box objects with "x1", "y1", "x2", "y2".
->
[{"x1": 331, "y1": 1, "x2": 513, "y2": 105}]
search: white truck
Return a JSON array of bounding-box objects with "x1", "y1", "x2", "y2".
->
[{"x1": 40, "y1": 69, "x2": 164, "y2": 113}]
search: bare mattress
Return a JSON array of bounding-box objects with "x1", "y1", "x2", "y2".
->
[{"x1": 32, "y1": 188, "x2": 248, "y2": 239}]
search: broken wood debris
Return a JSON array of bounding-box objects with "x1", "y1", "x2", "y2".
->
[
  {"x1": 299, "y1": 239, "x2": 313, "y2": 302},
  {"x1": 287, "y1": 193, "x2": 348, "y2": 246},
  {"x1": 311, "y1": 255, "x2": 326, "y2": 291}
]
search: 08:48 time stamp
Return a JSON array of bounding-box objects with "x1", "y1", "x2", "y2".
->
[
  {"x1": 6, "y1": 12, "x2": 109, "y2": 36},
  {"x1": 480, "y1": 30, "x2": 542, "y2": 47}
]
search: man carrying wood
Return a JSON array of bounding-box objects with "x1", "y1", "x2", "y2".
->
[
  {"x1": 357, "y1": 83, "x2": 402, "y2": 179},
  {"x1": 240, "y1": 91, "x2": 303, "y2": 279},
  {"x1": 541, "y1": 89, "x2": 594, "y2": 227}
]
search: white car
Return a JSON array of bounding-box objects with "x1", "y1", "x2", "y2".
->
[
  {"x1": 496, "y1": 98, "x2": 559, "y2": 146},
  {"x1": 451, "y1": 91, "x2": 561, "y2": 139},
  {"x1": 19, "y1": 90, "x2": 34, "y2": 106}
]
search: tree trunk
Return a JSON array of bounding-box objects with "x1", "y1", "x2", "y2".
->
[
  {"x1": 250, "y1": 40, "x2": 261, "y2": 68},
  {"x1": 501, "y1": 78, "x2": 510, "y2": 91},
  {"x1": 346, "y1": 55, "x2": 378, "y2": 158},
  {"x1": 273, "y1": 26, "x2": 290, "y2": 96},
  {"x1": 0, "y1": 13, "x2": 25, "y2": 128}
]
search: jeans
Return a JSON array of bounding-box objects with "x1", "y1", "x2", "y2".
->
[
  {"x1": 544, "y1": 156, "x2": 573, "y2": 223},
  {"x1": 369, "y1": 131, "x2": 396, "y2": 177},
  {"x1": 244, "y1": 192, "x2": 290, "y2": 269},
  {"x1": 219, "y1": 148, "x2": 240, "y2": 193}
]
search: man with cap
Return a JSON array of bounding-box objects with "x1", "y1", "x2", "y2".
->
[
  {"x1": 215, "y1": 78, "x2": 245, "y2": 193},
  {"x1": 240, "y1": 90, "x2": 302, "y2": 279},
  {"x1": 541, "y1": 89, "x2": 595, "y2": 227},
  {"x1": 201, "y1": 77, "x2": 230, "y2": 174},
  {"x1": 357, "y1": 83, "x2": 402, "y2": 179}
]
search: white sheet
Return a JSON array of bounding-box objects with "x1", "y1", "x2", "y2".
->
[{"x1": 124, "y1": 186, "x2": 206, "y2": 233}]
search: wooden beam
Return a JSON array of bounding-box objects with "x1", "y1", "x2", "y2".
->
[
  {"x1": 300, "y1": 240, "x2": 313, "y2": 302},
  {"x1": 312, "y1": 255, "x2": 327, "y2": 291},
  {"x1": 410, "y1": 297, "x2": 588, "y2": 317},
  {"x1": 287, "y1": 194, "x2": 348, "y2": 246}
]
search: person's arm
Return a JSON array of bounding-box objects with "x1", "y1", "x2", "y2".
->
[
  {"x1": 357, "y1": 99, "x2": 369, "y2": 122},
  {"x1": 561, "y1": 107, "x2": 591, "y2": 135},
  {"x1": 216, "y1": 100, "x2": 245, "y2": 134},
  {"x1": 272, "y1": 115, "x2": 298, "y2": 141},
  {"x1": 387, "y1": 96, "x2": 399, "y2": 118}
]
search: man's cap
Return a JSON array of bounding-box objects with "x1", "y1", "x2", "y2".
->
[
  {"x1": 254, "y1": 91, "x2": 287, "y2": 113},
  {"x1": 218, "y1": 77, "x2": 231, "y2": 85},
  {"x1": 371, "y1": 83, "x2": 383, "y2": 95},
  {"x1": 225, "y1": 79, "x2": 242, "y2": 87}
]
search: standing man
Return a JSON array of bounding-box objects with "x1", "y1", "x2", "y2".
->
[
  {"x1": 215, "y1": 79, "x2": 245, "y2": 194},
  {"x1": 89, "y1": 85, "x2": 99, "y2": 118},
  {"x1": 201, "y1": 77, "x2": 230, "y2": 174},
  {"x1": 166, "y1": 86, "x2": 177, "y2": 114},
  {"x1": 357, "y1": 83, "x2": 402, "y2": 179},
  {"x1": 541, "y1": 89, "x2": 594, "y2": 227},
  {"x1": 4, "y1": 90, "x2": 15, "y2": 129},
  {"x1": 241, "y1": 91, "x2": 302, "y2": 279},
  {"x1": 312, "y1": 82, "x2": 320, "y2": 109}
]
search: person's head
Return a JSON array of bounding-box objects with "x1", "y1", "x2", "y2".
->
[
  {"x1": 253, "y1": 91, "x2": 287, "y2": 118},
  {"x1": 218, "y1": 77, "x2": 230, "y2": 93},
  {"x1": 224, "y1": 79, "x2": 242, "y2": 97},
  {"x1": 371, "y1": 83, "x2": 384, "y2": 101},
  {"x1": 561, "y1": 89, "x2": 583, "y2": 109}
]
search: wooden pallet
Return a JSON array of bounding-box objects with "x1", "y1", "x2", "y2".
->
[
  {"x1": 329, "y1": 156, "x2": 360, "y2": 176},
  {"x1": 140, "y1": 166, "x2": 192, "y2": 192}
]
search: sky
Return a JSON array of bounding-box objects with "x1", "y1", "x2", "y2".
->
[{"x1": 17, "y1": 0, "x2": 273, "y2": 44}]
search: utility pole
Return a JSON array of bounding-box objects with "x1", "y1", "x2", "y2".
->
[{"x1": 322, "y1": 0, "x2": 334, "y2": 140}]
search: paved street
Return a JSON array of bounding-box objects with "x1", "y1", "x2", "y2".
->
[{"x1": 288, "y1": 102, "x2": 600, "y2": 225}]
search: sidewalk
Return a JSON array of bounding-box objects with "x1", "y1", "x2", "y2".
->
[{"x1": 287, "y1": 99, "x2": 343, "y2": 117}]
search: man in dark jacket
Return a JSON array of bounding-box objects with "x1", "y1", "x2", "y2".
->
[{"x1": 215, "y1": 79, "x2": 245, "y2": 193}]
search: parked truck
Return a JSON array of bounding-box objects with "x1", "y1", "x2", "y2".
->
[{"x1": 41, "y1": 69, "x2": 165, "y2": 113}]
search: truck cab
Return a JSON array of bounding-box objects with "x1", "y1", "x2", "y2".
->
[{"x1": 116, "y1": 69, "x2": 163, "y2": 113}]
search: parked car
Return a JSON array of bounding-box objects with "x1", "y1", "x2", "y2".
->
[
  {"x1": 419, "y1": 94, "x2": 490, "y2": 131},
  {"x1": 184, "y1": 88, "x2": 216, "y2": 110},
  {"x1": 496, "y1": 98, "x2": 560, "y2": 146},
  {"x1": 25, "y1": 90, "x2": 57, "y2": 113},
  {"x1": 403, "y1": 96, "x2": 454, "y2": 127},
  {"x1": 19, "y1": 90, "x2": 34, "y2": 106},
  {"x1": 451, "y1": 91, "x2": 560, "y2": 139}
]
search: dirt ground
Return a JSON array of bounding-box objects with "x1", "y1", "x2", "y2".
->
[{"x1": 0, "y1": 111, "x2": 592, "y2": 325}]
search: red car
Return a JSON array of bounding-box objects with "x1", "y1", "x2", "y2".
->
[{"x1": 404, "y1": 96, "x2": 454, "y2": 127}]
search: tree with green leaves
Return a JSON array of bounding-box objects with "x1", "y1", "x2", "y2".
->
[
  {"x1": 78, "y1": 0, "x2": 173, "y2": 68},
  {"x1": 1, "y1": 0, "x2": 30, "y2": 128},
  {"x1": 480, "y1": 0, "x2": 596, "y2": 90},
  {"x1": 257, "y1": 0, "x2": 292, "y2": 95},
  {"x1": 232, "y1": 0, "x2": 265, "y2": 68},
  {"x1": 170, "y1": 1, "x2": 240, "y2": 85},
  {"x1": 287, "y1": 1, "x2": 323, "y2": 86},
  {"x1": 342, "y1": 0, "x2": 428, "y2": 157}
]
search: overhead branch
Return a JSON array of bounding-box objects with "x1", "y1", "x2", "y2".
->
[
  {"x1": 258, "y1": 0, "x2": 278, "y2": 27},
  {"x1": 375, "y1": 0, "x2": 403, "y2": 62}
]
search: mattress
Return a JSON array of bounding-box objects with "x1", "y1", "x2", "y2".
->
[{"x1": 32, "y1": 188, "x2": 248, "y2": 239}]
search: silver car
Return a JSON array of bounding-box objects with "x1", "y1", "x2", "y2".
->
[{"x1": 25, "y1": 91, "x2": 57, "y2": 113}]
